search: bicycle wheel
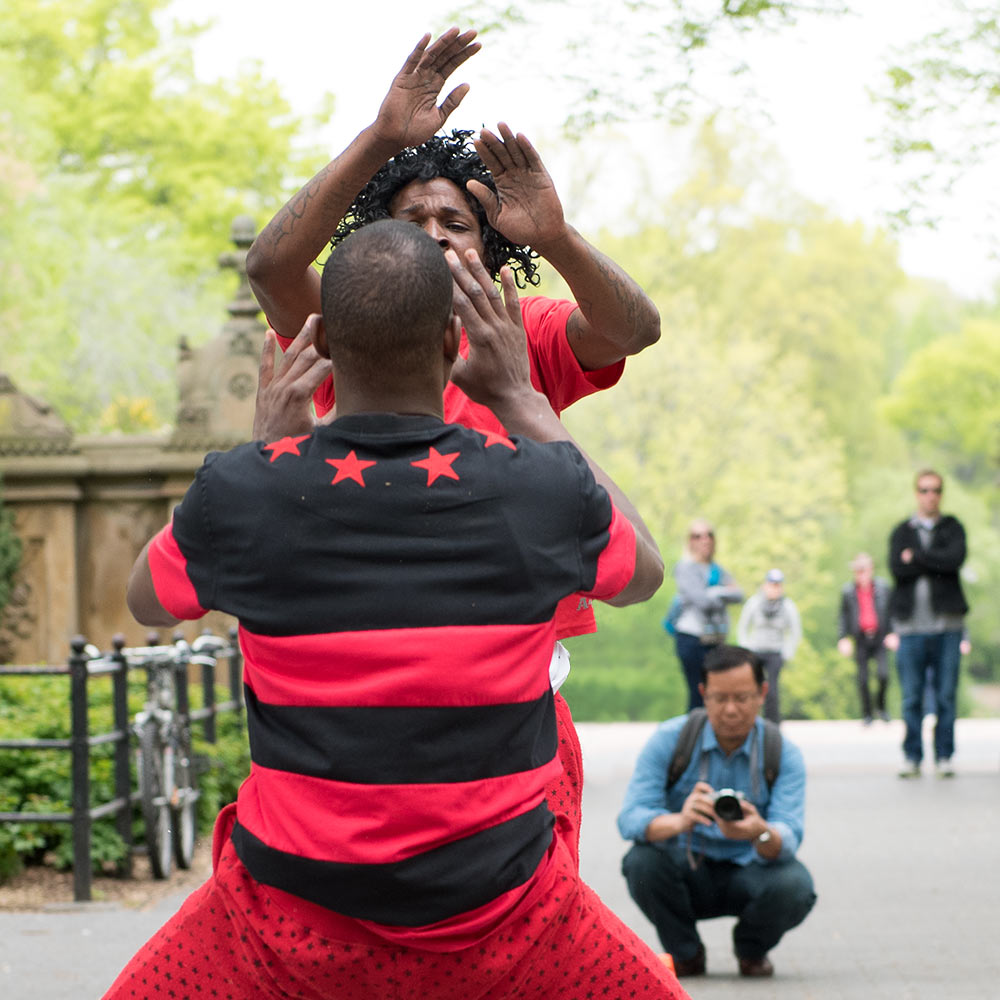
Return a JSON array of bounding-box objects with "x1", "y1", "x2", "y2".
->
[
  {"x1": 171, "y1": 730, "x2": 198, "y2": 869},
  {"x1": 137, "y1": 717, "x2": 174, "y2": 879}
]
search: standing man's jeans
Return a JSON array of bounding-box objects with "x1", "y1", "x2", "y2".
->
[
  {"x1": 757, "y1": 651, "x2": 784, "y2": 724},
  {"x1": 622, "y1": 841, "x2": 816, "y2": 962},
  {"x1": 896, "y1": 630, "x2": 963, "y2": 764},
  {"x1": 674, "y1": 632, "x2": 714, "y2": 711}
]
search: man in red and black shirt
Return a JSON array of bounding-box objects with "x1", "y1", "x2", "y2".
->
[
  {"x1": 109, "y1": 221, "x2": 685, "y2": 999},
  {"x1": 246, "y1": 27, "x2": 662, "y2": 859}
]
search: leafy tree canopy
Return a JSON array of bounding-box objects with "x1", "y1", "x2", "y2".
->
[
  {"x1": 881, "y1": 317, "x2": 1000, "y2": 486},
  {"x1": 443, "y1": 0, "x2": 847, "y2": 134},
  {"x1": 0, "y1": 0, "x2": 331, "y2": 431},
  {"x1": 873, "y1": 1, "x2": 999, "y2": 238}
]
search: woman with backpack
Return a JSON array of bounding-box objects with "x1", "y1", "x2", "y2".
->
[{"x1": 665, "y1": 519, "x2": 744, "y2": 710}]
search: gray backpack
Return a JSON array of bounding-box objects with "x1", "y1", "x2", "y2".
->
[{"x1": 666, "y1": 708, "x2": 782, "y2": 791}]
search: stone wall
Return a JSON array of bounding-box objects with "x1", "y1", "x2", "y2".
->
[
  {"x1": 0, "y1": 437, "x2": 237, "y2": 663},
  {"x1": 0, "y1": 217, "x2": 265, "y2": 663}
]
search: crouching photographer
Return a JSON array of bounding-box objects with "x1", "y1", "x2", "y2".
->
[{"x1": 617, "y1": 644, "x2": 816, "y2": 979}]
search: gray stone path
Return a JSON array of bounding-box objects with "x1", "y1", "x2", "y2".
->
[
  {"x1": 579, "y1": 717, "x2": 1000, "y2": 1000},
  {"x1": 1, "y1": 716, "x2": 997, "y2": 999}
]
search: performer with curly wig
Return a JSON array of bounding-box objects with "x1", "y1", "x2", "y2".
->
[
  {"x1": 331, "y1": 127, "x2": 540, "y2": 286},
  {"x1": 246, "y1": 27, "x2": 661, "y2": 863}
]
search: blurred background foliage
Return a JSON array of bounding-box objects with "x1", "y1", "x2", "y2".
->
[{"x1": 1, "y1": 0, "x2": 998, "y2": 720}]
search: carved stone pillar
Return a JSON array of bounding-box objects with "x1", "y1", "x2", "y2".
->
[{"x1": 170, "y1": 215, "x2": 267, "y2": 451}]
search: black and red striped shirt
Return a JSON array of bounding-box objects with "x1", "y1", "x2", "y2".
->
[{"x1": 147, "y1": 413, "x2": 636, "y2": 935}]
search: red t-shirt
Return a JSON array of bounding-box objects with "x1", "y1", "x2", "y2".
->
[
  {"x1": 275, "y1": 296, "x2": 626, "y2": 638},
  {"x1": 856, "y1": 583, "x2": 879, "y2": 635}
]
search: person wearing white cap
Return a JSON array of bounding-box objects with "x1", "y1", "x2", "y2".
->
[{"x1": 737, "y1": 569, "x2": 802, "y2": 722}]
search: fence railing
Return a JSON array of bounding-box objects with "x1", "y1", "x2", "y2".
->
[{"x1": 0, "y1": 629, "x2": 243, "y2": 902}]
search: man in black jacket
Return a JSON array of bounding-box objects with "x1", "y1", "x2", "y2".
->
[{"x1": 888, "y1": 469, "x2": 968, "y2": 778}]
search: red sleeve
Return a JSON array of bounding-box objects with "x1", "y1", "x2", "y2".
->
[
  {"x1": 146, "y1": 523, "x2": 209, "y2": 621},
  {"x1": 580, "y1": 504, "x2": 637, "y2": 602},
  {"x1": 520, "y1": 297, "x2": 626, "y2": 413}
]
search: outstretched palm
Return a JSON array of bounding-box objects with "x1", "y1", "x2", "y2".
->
[
  {"x1": 373, "y1": 29, "x2": 480, "y2": 150},
  {"x1": 468, "y1": 124, "x2": 567, "y2": 249}
]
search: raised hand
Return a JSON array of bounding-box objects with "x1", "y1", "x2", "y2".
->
[
  {"x1": 252, "y1": 319, "x2": 333, "y2": 441},
  {"x1": 446, "y1": 248, "x2": 534, "y2": 413},
  {"x1": 467, "y1": 123, "x2": 568, "y2": 250},
  {"x1": 372, "y1": 29, "x2": 481, "y2": 151}
]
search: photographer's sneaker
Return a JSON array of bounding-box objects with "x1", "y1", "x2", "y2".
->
[
  {"x1": 898, "y1": 760, "x2": 921, "y2": 779},
  {"x1": 935, "y1": 759, "x2": 955, "y2": 778}
]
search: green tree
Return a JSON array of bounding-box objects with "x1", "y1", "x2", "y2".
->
[
  {"x1": 536, "y1": 126, "x2": 917, "y2": 718},
  {"x1": 881, "y1": 317, "x2": 1000, "y2": 487},
  {"x1": 0, "y1": 0, "x2": 331, "y2": 431},
  {"x1": 538, "y1": 121, "x2": 1000, "y2": 718},
  {"x1": 873, "y1": 2, "x2": 999, "y2": 235},
  {"x1": 445, "y1": 0, "x2": 847, "y2": 134}
]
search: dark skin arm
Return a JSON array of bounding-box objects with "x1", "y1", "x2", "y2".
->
[
  {"x1": 446, "y1": 247, "x2": 663, "y2": 606},
  {"x1": 126, "y1": 539, "x2": 181, "y2": 628},
  {"x1": 468, "y1": 123, "x2": 660, "y2": 369},
  {"x1": 245, "y1": 29, "x2": 481, "y2": 339},
  {"x1": 247, "y1": 29, "x2": 658, "y2": 374}
]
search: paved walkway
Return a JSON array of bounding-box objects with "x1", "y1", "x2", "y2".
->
[{"x1": 1, "y1": 716, "x2": 997, "y2": 999}]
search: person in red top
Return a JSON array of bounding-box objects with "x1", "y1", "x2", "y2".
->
[
  {"x1": 246, "y1": 26, "x2": 662, "y2": 856},
  {"x1": 836, "y1": 552, "x2": 897, "y2": 724},
  {"x1": 107, "y1": 221, "x2": 685, "y2": 999}
]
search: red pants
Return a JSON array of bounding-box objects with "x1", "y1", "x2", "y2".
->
[
  {"x1": 104, "y1": 831, "x2": 684, "y2": 1000},
  {"x1": 105, "y1": 693, "x2": 687, "y2": 999},
  {"x1": 548, "y1": 691, "x2": 584, "y2": 865}
]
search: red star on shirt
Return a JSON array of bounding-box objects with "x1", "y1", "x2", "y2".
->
[
  {"x1": 262, "y1": 435, "x2": 311, "y2": 463},
  {"x1": 476, "y1": 428, "x2": 516, "y2": 451},
  {"x1": 326, "y1": 450, "x2": 377, "y2": 486},
  {"x1": 411, "y1": 447, "x2": 460, "y2": 485}
]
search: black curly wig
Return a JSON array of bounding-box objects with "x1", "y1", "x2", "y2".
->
[{"x1": 330, "y1": 129, "x2": 540, "y2": 287}]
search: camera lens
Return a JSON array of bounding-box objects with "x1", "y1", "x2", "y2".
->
[{"x1": 713, "y1": 790, "x2": 744, "y2": 821}]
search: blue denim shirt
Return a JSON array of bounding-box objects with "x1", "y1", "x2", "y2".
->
[{"x1": 616, "y1": 714, "x2": 806, "y2": 865}]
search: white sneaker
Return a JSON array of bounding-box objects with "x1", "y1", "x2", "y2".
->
[
  {"x1": 898, "y1": 761, "x2": 921, "y2": 779},
  {"x1": 935, "y1": 759, "x2": 955, "y2": 778}
]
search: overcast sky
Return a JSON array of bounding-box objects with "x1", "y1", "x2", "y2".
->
[{"x1": 169, "y1": 0, "x2": 998, "y2": 300}]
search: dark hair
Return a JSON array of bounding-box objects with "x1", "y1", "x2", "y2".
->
[
  {"x1": 330, "y1": 129, "x2": 540, "y2": 287},
  {"x1": 320, "y1": 219, "x2": 453, "y2": 377},
  {"x1": 702, "y1": 644, "x2": 764, "y2": 687}
]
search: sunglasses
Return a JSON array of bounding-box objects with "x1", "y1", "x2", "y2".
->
[
  {"x1": 917, "y1": 487, "x2": 942, "y2": 495},
  {"x1": 689, "y1": 532, "x2": 714, "y2": 540}
]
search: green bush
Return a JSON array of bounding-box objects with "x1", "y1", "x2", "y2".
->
[
  {"x1": 561, "y1": 602, "x2": 689, "y2": 721},
  {"x1": 0, "y1": 479, "x2": 22, "y2": 630},
  {"x1": 0, "y1": 667, "x2": 250, "y2": 884}
]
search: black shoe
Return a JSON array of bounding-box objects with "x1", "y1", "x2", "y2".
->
[
  {"x1": 673, "y1": 945, "x2": 706, "y2": 977},
  {"x1": 738, "y1": 955, "x2": 774, "y2": 977},
  {"x1": 862, "y1": 715, "x2": 874, "y2": 726}
]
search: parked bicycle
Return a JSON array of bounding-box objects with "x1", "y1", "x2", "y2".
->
[{"x1": 127, "y1": 638, "x2": 201, "y2": 879}]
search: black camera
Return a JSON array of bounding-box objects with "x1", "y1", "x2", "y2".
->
[{"x1": 713, "y1": 788, "x2": 745, "y2": 821}]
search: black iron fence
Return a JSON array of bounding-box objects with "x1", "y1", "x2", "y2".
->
[{"x1": 0, "y1": 630, "x2": 243, "y2": 901}]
